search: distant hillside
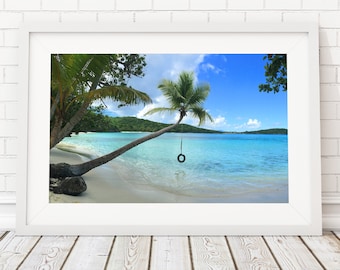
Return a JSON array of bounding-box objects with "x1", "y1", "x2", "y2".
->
[
  {"x1": 237, "y1": 128, "x2": 287, "y2": 135},
  {"x1": 73, "y1": 113, "x2": 287, "y2": 135},
  {"x1": 109, "y1": 117, "x2": 222, "y2": 133}
]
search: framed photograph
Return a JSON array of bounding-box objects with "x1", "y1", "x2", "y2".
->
[{"x1": 17, "y1": 23, "x2": 322, "y2": 235}]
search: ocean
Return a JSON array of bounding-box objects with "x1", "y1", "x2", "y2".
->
[{"x1": 60, "y1": 132, "x2": 288, "y2": 203}]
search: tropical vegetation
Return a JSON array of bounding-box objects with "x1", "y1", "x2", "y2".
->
[
  {"x1": 240, "y1": 128, "x2": 287, "y2": 135},
  {"x1": 50, "y1": 54, "x2": 151, "y2": 149},
  {"x1": 50, "y1": 71, "x2": 213, "y2": 179},
  {"x1": 109, "y1": 116, "x2": 219, "y2": 133},
  {"x1": 72, "y1": 107, "x2": 119, "y2": 133},
  {"x1": 259, "y1": 54, "x2": 287, "y2": 93},
  {"x1": 50, "y1": 53, "x2": 288, "y2": 195}
]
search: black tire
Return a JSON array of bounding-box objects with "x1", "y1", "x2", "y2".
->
[{"x1": 177, "y1": 154, "x2": 186, "y2": 163}]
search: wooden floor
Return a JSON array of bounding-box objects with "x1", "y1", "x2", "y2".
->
[{"x1": 0, "y1": 231, "x2": 340, "y2": 269}]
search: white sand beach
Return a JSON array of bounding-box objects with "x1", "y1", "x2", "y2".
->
[
  {"x1": 50, "y1": 145, "x2": 199, "y2": 203},
  {"x1": 50, "y1": 144, "x2": 288, "y2": 203}
]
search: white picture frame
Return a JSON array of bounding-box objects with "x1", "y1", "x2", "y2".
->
[{"x1": 17, "y1": 22, "x2": 322, "y2": 235}]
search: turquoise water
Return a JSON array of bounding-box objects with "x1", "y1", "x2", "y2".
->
[{"x1": 61, "y1": 132, "x2": 288, "y2": 202}]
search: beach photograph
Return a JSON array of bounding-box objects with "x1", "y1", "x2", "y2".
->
[{"x1": 49, "y1": 54, "x2": 288, "y2": 203}]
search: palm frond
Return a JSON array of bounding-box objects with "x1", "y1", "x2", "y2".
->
[
  {"x1": 178, "y1": 72, "x2": 195, "y2": 99},
  {"x1": 185, "y1": 83, "x2": 210, "y2": 108},
  {"x1": 84, "y1": 85, "x2": 152, "y2": 105},
  {"x1": 150, "y1": 71, "x2": 213, "y2": 126},
  {"x1": 189, "y1": 105, "x2": 214, "y2": 126},
  {"x1": 158, "y1": 79, "x2": 184, "y2": 107},
  {"x1": 144, "y1": 107, "x2": 177, "y2": 116}
]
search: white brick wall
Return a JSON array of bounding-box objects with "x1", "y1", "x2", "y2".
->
[
  {"x1": 41, "y1": 0, "x2": 78, "y2": 11},
  {"x1": 264, "y1": 0, "x2": 301, "y2": 10},
  {"x1": 190, "y1": 0, "x2": 227, "y2": 10},
  {"x1": 302, "y1": 0, "x2": 338, "y2": 10},
  {"x1": 154, "y1": 0, "x2": 190, "y2": 11},
  {"x1": 0, "y1": 0, "x2": 340, "y2": 229},
  {"x1": 80, "y1": 0, "x2": 115, "y2": 11},
  {"x1": 116, "y1": 0, "x2": 152, "y2": 11}
]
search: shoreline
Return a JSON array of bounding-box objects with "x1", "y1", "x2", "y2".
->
[
  {"x1": 50, "y1": 144, "x2": 288, "y2": 203},
  {"x1": 51, "y1": 146, "x2": 213, "y2": 203},
  {"x1": 50, "y1": 147, "x2": 185, "y2": 203}
]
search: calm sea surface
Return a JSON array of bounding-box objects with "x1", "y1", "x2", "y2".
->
[{"x1": 61, "y1": 132, "x2": 288, "y2": 202}]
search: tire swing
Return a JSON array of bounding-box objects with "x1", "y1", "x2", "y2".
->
[
  {"x1": 177, "y1": 153, "x2": 185, "y2": 163},
  {"x1": 177, "y1": 135, "x2": 186, "y2": 163}
]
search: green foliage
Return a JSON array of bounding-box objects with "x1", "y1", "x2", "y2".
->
[
  {"x1": 241, "y1": 128, "x2": 287, "y2": 135},
  {"x1": 72, "y1": 108, "x2": 119, "y2": 133},
  {"x1": 146, "y1": 71, "x2": 213, "y2": 125},
  {"x1": 50, "y1": 54, "x2": 151, "y2": 148},
  {"x1": 73, "y1": 114, "x2": 286, "y2": 134},
  {"x1": 51, "y1": 54, "x2": 150, "y2": 124},
  {"x1": 259, "y1": 54, "x2": 287, "y2": 93},
  {"x1": 109, "y1": 117, "x2": 221, "y2": 133}
]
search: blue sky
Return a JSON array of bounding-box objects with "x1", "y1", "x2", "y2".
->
[{"x1": 103, "y1": 54, "x2": 287, "y2": 132}]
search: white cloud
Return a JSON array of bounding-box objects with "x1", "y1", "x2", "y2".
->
[
  {"x1": 136, "y1": 95, "x2": 188, "y2": 125},
  {"x1": 201, "y1": 63, "x2": 215, "y2": 71},
  {"x1": 213, "y1": 115, "x2": 227, "y2": 125},
  {"x1": 103, "y1": 54, "x2": 207, "y2": 118},
  {"x1": 201, "y1": 62, "x2": 223, "y2": 74},
  {"x1": 233, "y1": 118, "x2": 262, "y2": 131},
  {"x1": 100, "y1": 99, "x2": 145, "y2": 117},
  {"x1": 136, "y1": 95, "x2": 174, "y2": 123},
  {"x1": 201, "y1": 115, "x2": 228, "y2": 131},
  {"x1": 165, "y1": 54, "x2": 205, "y2": 81},
  {"x1": 247, "y1": 118, "x2": 261, "y2": 128},
  {"x1": 137, "y1": 99, "x2": 229, "y2": 131}
]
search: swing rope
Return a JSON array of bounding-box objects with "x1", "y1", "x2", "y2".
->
[
  {"x1": 180, "y1": 123, "x2": 184, "y2": 154},
  {"x1": 177, "y1": 125, "x2": 186, "y2": 163},
  {"x1": 180, "y1": 136, "x2": 183, "y2": 154}
]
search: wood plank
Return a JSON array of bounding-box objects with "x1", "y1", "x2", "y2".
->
[
  {"x1": 332, "y1": 231, "x2": 340, "y2": 239},
  {"x1": 18, "y1": 235, "x2": 77, "y2": 270},
  {"x1": 190, "y1": 236, "x2": 236, "y2": 270},
  {"x1": 62, "y1": 236, "x2": 114, "y2": 270},
  {"x1": 227, "y1": 236, "x2": 280, "y2": 270},
  {"x1": 106, "y1": 236, "x2": 151, "y2": 270},
  {"x1": 1, "y1": 231, "x2": 340, "y2": 270},
  {"x1": 0, "y1": 231, "x2": 8, "y2": 240},
  {"x1": 0, "y1": 232, "x2": 40, "y2": 270},
  {"x1": 264, "y1": 236, "x2": 323, "y2": 270},
  {"x1": 302, "y1": 232, "x2": 340, "y2": 269},
  {"x1": 149, "y1": 236, "x2": 192, "y2": 270}
]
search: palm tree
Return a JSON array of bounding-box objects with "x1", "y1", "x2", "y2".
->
[
  {"x1": 50, "y1": 54, "x2": 151, "y2": 149},
  {"x1": 50, "y1": 71, "x2": 213, "y2": 179}
]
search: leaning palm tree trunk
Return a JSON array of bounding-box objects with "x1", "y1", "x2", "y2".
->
[
  {"x1": 50, "y1": 70, "x2": 103, "y2": 149},
  {"x1": 50, "y1": 113, "x2": 185, "y2": 179}
]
